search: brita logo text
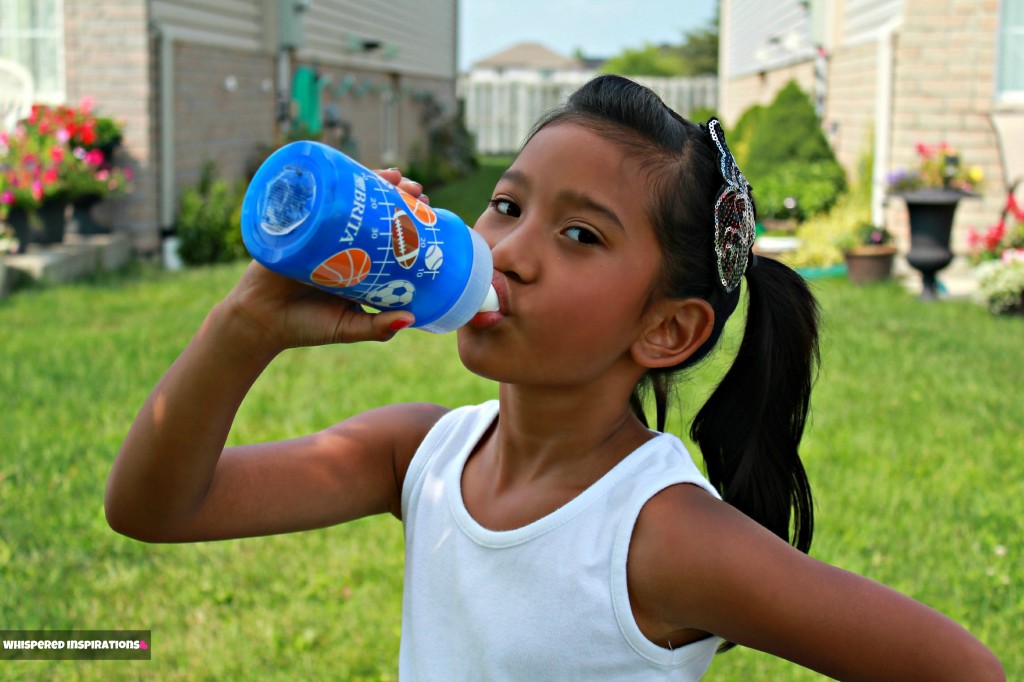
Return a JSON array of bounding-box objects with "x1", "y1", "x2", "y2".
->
[{"x1": 341, "y1": 174, "x2": 367, "y2": 243}]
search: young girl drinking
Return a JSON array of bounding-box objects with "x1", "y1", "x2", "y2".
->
[{"x1": 106, "y1": 75, "x2": 1004, "y2": 680}]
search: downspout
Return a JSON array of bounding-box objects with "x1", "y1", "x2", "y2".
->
[
  {"x1": 872, "y1": 17, "x2": 902, "y2": 227},
  {"x1": 152, "y1": 21, "x2": 178, "y2": 230}
]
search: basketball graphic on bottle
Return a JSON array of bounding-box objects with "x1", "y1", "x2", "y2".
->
[
  {"x1": 310, "y1": 248, "x2": 372, "y2": 288},
  {"x1": 398, "y1": 188, "x2": 437, "y2": 226}
]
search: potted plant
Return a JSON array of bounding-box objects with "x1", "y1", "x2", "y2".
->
[
  {"x1": 840, "y1": 222, "x2": 897, "y2": 285},
  {"x1": 24, "y1": 99, "x2": 131, "y2": 234},
  {"x1": 0, "y1": 119, "x2": 67, "y2": 251},
  {"x1": 888, "y1": 142, "x2": 983, "y2": 300},
  {"x1": 967, "y1": 184, "x2": 1024, "y2": 315},
  {"x1": 0, "y1": 98, "x2": 132, "y2": 246}
]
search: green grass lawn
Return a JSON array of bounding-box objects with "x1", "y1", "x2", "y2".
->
[{"x1": 1, "y1": 161, "x2": 1022, "y2": 679}]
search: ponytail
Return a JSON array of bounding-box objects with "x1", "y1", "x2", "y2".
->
[{"x1": 691, "y1": 256, "x2": 819, "y2": 553}]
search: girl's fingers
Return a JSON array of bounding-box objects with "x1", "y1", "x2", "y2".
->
[{"x1": 374, "y1": 168, "x2": 427, "y2": 202}]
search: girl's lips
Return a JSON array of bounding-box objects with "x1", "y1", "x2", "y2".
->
[{"x1": 468, "y1": 310, "x2": 503, "y2": 329}]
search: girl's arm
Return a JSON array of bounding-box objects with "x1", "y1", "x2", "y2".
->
[
  {"x1": 106, "y1": 226, "x2": 443, "y2": 542},
  {"x1": 628, "y1": 485, "x2": 1005, "y2": 682}
]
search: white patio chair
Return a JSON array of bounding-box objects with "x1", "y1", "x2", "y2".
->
[
  {"x1": 0, "y1": 57, "x2": 34, "y2": 131},
  {"x1": 991, "y1": 111, "x2": 1024, "y2": 190}
]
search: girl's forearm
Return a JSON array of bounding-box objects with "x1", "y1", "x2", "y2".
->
[{"x1": 105, "y1": 299, "x2": 279, "y2": 539}]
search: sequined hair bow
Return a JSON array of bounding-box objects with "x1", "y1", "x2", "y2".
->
[{"x1": 705, "y1": 118, "x2": 756, "y2": 293}]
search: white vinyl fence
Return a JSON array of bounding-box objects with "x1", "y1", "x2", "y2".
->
[{"x1": 458, "y1": 72, "x2": 718, "y2": 155}]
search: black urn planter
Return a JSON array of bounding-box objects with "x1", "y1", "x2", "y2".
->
[
  {"x1": 71, "y1": 195, "x2": 111, "y2": 235},
  {"x1": 895, "y1": 189, "x2": 975, "y2": 301},
  {"x1": 6, "y1": 201, "x2": 69, "y2": 253}
]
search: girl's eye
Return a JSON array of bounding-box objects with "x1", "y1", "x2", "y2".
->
[
  {"x1": 489, "y1": 198, "x2": 520, "y2": 218},
  {"x1": 564, "y1": 226, "x2": 601, "y2": 245}
]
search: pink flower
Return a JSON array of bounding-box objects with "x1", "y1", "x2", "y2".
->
[
  {"x1": 84, "y1": 149, "x2": 105, "y2": 166},
  {"x1": 1002, "y1": 249, "x2": 1024, "y2": 264},
  {"x1": 56, "y1": 127, "x2": 71, "y2": 144},
  {"x1": 985, "y1": 221, "x2": 1006, "y2": 251},
  {"x1": 78, "y1": 96, "x2": 95, "y2": 113},
  {"x1": 915, "y1": 142, "x2": 934, "y2": 158},
  {"x1": 42, "y1": 168, "x2": 58, "y2": 185},
  {"x1": 967, "y1": 228, "x2": 980, "y2": 249},
  {"x1": 1008, "y1": 193, "x2": 1024, "y2": 222},
  {"x1": 1, "y1": 190, "x2": 13, "y2": 205},
  {"x1": 96, "y1": 169, "x2": 110, "y2": 181},
  {"x1": 31, "y1": 180, "x2": 43, "y2": 201}
]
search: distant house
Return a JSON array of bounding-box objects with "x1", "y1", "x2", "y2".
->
[
  {"x1": 461, "y1": 42, "x2": 717, "y2": 154},
  {"x1": 1, "y1": 0, "x2": 460, "y2": 253},
  {"x1": 471, "y1": 42, "x2": 586, "y2": 77},
  {"x1": 719, "y1": 0, "x2": 1023, "y2": 250}
]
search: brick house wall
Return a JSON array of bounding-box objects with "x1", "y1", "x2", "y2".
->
[
  {"x1": 170, "y1": 42, "x2": 277, "y2": 197},
  {"x1": 883, "y1": 0, "x2": 1003, "y2": 251},
  {"x1": 823, "y1": 40, "x2": 878, "y2": 183},
  {"x1": 63, "y1": 0, "x2": 161, "y2": 251}
]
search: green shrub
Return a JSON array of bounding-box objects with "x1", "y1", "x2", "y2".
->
[
  {"x1": 408, "y1": 102, "x2": 478, "y2": 190},
  {"x1": 752, "y1": 160, "x2": 847, "y2": 220},
  {"x1": 686, "y1": 106, "x2": 719, "y2": 126},
  {"x1": 734, "y1": 82, "x2": 847, "y2": 221},
  {"x1": 176, "y1": 162, "x2": 248, "y2": 266},
  {"x1": 729, "y1": 104, "x2": 765, "y2": 171}
]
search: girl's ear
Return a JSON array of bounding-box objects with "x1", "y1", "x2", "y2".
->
[{"x1": 631, "y1": 298, "x2": 715, "y2": 369}]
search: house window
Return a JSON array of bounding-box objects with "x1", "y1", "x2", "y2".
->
[
  {"x1": 999, "y1": 0, "x2": 1024, "y2": 101},
  {"x1": 0, "y1": 0, "x2": 65, "y2": 103}
]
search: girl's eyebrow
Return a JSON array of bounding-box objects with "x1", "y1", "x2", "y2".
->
[
  {"x1": 556, "y1": 189, "x2": 625, "y2": 233},
  {"x1": 497, "y1": 169, "x2": 625, "y2": 233}
]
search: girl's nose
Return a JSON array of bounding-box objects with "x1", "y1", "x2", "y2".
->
[{"x1": 487, "y1": 218, "x2": 540, "y2": 284}]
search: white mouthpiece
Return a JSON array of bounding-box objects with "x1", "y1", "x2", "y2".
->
[{"x1": 479, "y1": 285, "x2": 499, "y2": 312}]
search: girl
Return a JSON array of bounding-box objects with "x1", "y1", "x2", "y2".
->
[{"x1": 106, "y1": 75, "x2": 1004, "y2": 680}]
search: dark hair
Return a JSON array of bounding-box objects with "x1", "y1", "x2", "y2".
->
[{"x1": 529, "y1": 76, "x2": 819, "y2": 561}]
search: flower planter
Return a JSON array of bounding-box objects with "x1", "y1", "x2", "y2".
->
[
  {"x1": 5, "y1": 201, "x2": 69, "y2": 253},
  {"x1": 894, "y1": 189, "x2": 974, "y2": 301},
  {"x1": 844, "y1": 245, "x2": 897, "y2": 285},
  {"x1": 71, "y1": 195, "x2": 111, "y2": 235}
]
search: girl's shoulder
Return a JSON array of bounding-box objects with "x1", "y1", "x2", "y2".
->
[{"x1": 341, "y1": 400, "x2": 452, "y2": 470}]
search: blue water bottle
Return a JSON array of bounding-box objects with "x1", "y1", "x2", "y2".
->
[{"x1": 240, "y1": 141, "x2": 497, "y2": 333}]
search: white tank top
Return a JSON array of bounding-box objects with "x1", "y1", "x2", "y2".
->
[{"x1": 399, "y1": 401, "x2": 723, "y2": 680}]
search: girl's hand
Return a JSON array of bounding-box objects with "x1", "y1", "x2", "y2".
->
[
  {"x1": 222, "y1": 168, "x2": 428, "y2": 351},
  {"x1": 377, "y1": 168, "x2": 430, "y2": 204},
  {"x1": 223, "y1": 260, "x2": 413, "y2": 352}
]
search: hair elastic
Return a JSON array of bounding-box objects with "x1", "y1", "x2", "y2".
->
[{"x1": 705, "y1": 118, "x2": 756, "y2": 293}]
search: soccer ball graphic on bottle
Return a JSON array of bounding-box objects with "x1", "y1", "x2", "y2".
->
[{"x1": 366, "y1": 280, "x2": 416, "y2": 308}]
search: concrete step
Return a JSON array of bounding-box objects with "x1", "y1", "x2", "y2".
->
[{"x1": 1, "y1": 233, "x2": 133, "y2": 296}]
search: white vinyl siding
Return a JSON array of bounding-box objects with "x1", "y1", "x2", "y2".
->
[
  {"x1": 149, "y1": 0, "x2": 456, "y2": 77},
  {"x1": 725, "y1": 0, "x2": 815, "y2": 79},
  {"x1": 842, "y1": 0, "x2": 903, "y2": 46},
  {"x1": 302, "y1": 0, "x2": 456, "y2": 78},
  {"x1": 151, "y1": 0, "x2": 268, "y2": 51}
]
